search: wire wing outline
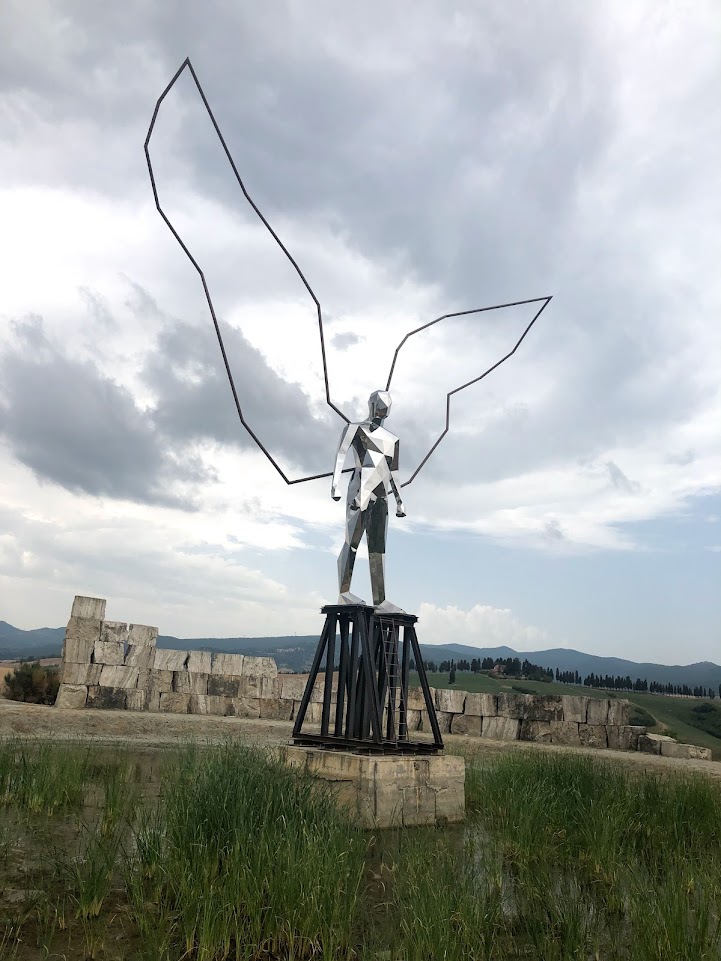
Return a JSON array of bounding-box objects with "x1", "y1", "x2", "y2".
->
[
  {"x1": 145, "y1": 57, "x2": 349, "y2": 486},
  {"x1": 385, "y1": 296, "x2": 552, "y2": 487}
]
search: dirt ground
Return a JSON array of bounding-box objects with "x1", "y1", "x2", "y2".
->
[{"x1": 1, "y1": 696, "x2": 720, "y2": 781}]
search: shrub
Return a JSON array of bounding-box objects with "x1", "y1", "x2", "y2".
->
[
  {"x1": 630, "y1": 706, "x2": 656, "y2": 727},
  {"x1": 693, "y1": 702, "x2": 717, "y2": 715},
  {"x1": 512, "y1": 684, "x2": 536, "y2": 695},
  {"x1": 4, "y1": 661, "x2": 60, "y2": 705}
]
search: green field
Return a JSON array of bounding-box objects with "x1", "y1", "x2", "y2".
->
[
  {"x1": 1, "y1": 737, "x2": 720, "y2": 960},
  {"x1": 411, "y1": 671, "x2": 721, "y2": 760}
]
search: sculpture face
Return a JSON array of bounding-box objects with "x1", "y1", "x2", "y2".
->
[{"x1": 368, "y1": 390, "x2": 392, "y2": 423}]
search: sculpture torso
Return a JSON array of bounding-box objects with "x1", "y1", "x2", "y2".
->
[{"x1": 347, "y1": 421, "x2": 400, "y2": 512}]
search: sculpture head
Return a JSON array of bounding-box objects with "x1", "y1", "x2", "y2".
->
[{"x1": 368, "y1": 390, "x2": 392, "y2": 424}]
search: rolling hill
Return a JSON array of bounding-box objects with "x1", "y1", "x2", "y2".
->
[{"x1": 2, "y1": 619, "x2": 719, "y2": 691}]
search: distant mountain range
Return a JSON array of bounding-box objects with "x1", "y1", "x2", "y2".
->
[{"x1": 2, "y1": 618, "x2": 720, "y2": 690}]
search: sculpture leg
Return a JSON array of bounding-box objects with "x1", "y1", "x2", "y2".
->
[
  {"x1": 367, "y1": 496, "x2": 389, "y2": 607},
  {"x1": 338, "y1": 502, "x2": 365, "y2": 596}
]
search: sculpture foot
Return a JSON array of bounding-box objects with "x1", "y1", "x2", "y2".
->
[
  {"x1": 374, "y1": 600, "x2": 406, "y2": 614},
  {"x1": 338, "y1": 591, "x2": 368, "y2": 606}
]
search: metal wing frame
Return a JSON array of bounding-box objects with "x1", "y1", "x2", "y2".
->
[{"x1": 146, "y1": 58, "x2": 552, "y2": 490}]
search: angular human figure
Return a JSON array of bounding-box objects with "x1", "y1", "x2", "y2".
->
[{"x1": 331, "y1": 390, "x2": 406, "y2": 611}]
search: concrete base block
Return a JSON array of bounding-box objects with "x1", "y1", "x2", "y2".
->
[
  {"x1": 638, "y1": 733, "x2": 670, "y2": 755},
  {"x1": 608, "y1": 699, "x2": 632, "y2": 726},
  {"x1": 100, "y1": 621, "x2": 128, "y2": 646},
  {"x1": 279, "y1": 675, "x2": 309, "y2": 701},
  {"x1": 186, "y1": 651, "x2": 212, "y2": 673},
  {"x1": 55, "y1": 684, "x2": 88, "y2": 709},
  {"x1": 406, "y1": 687, "x2": 429, "y2": 711},
  {"x1": 660, "y1": 740, "x2": 713, "y2": 761},
  {"x1": 127, "y1": 689, "x2": 149, "y2": 711},
  {"x1": 189, "y1": 694, "x2": 232, "y2": 716},
  {"x1": 241, "y1": 676, "x2": 280, "y2": 699},
  {"x1": 282, "y1": 746, "x2": 465, "y2": 828},
  {"x1": 231, "y1": 696, "x2": 261, "y2": 719}
]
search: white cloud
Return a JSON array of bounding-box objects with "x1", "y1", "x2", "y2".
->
[{"x1": 417, "y1": 602, "x2": 551, "y2": 651}]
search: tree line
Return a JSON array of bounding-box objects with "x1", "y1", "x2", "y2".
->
[{"x1": 409, "y1": 656, "x2": 721, "y2": 699}]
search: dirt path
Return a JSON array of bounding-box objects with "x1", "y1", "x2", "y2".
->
[{"x1": 2, "y1": 697, "x2": 720, "y2": 781}]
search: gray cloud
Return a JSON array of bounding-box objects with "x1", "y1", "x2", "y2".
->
[
  {"x1": 0, "y1": 317, "x2": 209, "y2": 508},
  {"x1": 331, "y1": 332, "x2": 362, "y2": 351},
  {"x1": 606, "y1": 461, "x2": 640, "y2": 494}
]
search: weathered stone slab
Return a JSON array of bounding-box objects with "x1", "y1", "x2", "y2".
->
[
  {"x1": 258, "y1": 698, "x2": 294, "y2": 721},
  {"x1": 282, "y1": 746, "x2": 465, "y2": 828},
  {"x1": 128, "y1": 624, "x2": 158, "y2": 647},
  {"x1": 435, "y1": 689, "x2": 466, "y2": 714},
  {"x1": 407, "y1": 686, "x2": 429, "y2": 711},
  {"x1": 296, "y1": 701, "x2": 323, "y2": 725},
  {"x1": 186, "y1": 650, "x2": 212, "y2": 673},
  {"x1": 87, "y1": 686, "x2": 127, "y2": 710},
  {"x1": 100, "y1": 621, "x2": 128, "y2": 647},
  {"x1": 496, "y1": 693, "x2": 531, "y2": 719},
  {"x1": 207, "y1": 675, "x2": 242, "y2": 698},
  {"x1": 450, "y1": 714, "x2": 483, "y2": 737},
  {"x1": 189, "y1": 694, "x2": 231, "y2": 716},
  {"x1": 497, "y1": 693, "x2": 563, "y2": 722},
  {"x1": 607, "y1": 725, "x2": 621, "y2": 750},
  {"x1": 404, "y1": 709, "x2": 422, "y2": 732},
  {"x1": 211, "y1": 653, "x2": 245, "y2": 676},
  {"x1": 242, "y1": 656, "x2": 277, "y2": 678},
  {"x1": 153, "y1": 649, "x2": 189, "y2": 672},
  {"x1": 520, "y1": 719, "x2": 553, "y2": 742},
  {"x1": 230, "y1": 696, "x2": 261, "y2": 719},
  {"x1": 637, "y1": 733, "x2": 668, "y2": 755},
  {"x1": 618, "y1": 725, "x2": 642, "y2": 751},
  {"x1": 71, "y1": 596, "x2": 106, "y2": 620},
  {"x1": 63, "y1": 616, "x2": 102, "y2": 663},
  {"x1": 463, "y1": 693, "x2": 497, "y2": 717},
  {"x1": 173, "y1": 671, "x2": 209, "y2": 695},
  {"x1": 578, "y1": 724, "x2": 608, "y2": 748},
  {"x1": 54, "y1": 683, "x2": 88, "y2": 709},
  {"x1": 562, "y1": 696, "x2": 589, "y2": 724},
  {"x1": 93, "y1": 640, "x2": 125, "y2": 666},
  {"x1": 482, "y1": 716, "x2": 521, "y2": 740},
  {"x1": 280, "y1": 675, "x2": 310, "y2": 701},
  {"x1": 240, "y1": 675, "x2": 280, "y2": 699},
  {"x1": 98, "y1": 665, "x2": 139, "y2": 689},
  {"x1": 146, "y1": 692, "x2": 161, "y2": 712},
  {"x1": 158, "y1": 692, "x2": 190, "y2": 713},
  {"x1": 549, "y1": 721, "x2": 581, "y2": 745},
  {"x1": 61, "y1": 663, "x2": 102, "y2": 686},
  {"x1": 124, "y1": 644, "x2": 155, "y2": 669},
  {"x1": 586, "y1": 699, "x2": 610, "y2": 725},
  {"x1": 608, "y1": 699, "x2": 631, "y2": 726},
  {"x1": 126, "y1": 689, "x2": 149, "y2": 711},
  {"x1": 142, "y1": 668, "x2": 173, "y2": 694}
]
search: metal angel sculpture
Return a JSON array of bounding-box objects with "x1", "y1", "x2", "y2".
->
[{"x1": 145, "y1": 60, "x2": 552, "y2": 614}]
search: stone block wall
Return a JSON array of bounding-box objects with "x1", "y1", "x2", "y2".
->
[
  {"x1": 53, "y1": 596, "x2": 712, "y2": 761},
  {"x1": 55, "y1": 596, "x2": 286, "y2": 719}
]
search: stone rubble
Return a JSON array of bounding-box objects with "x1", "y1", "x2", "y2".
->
[{"x1": 52, "y1": 595, "x2": 712, "y2": 762}]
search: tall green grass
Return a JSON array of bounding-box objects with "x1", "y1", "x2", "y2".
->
[
  {"x1": 1, "y1": 738, "x2": 720, "y2": 959},
  {"x1": 124, "y1": 742, "x2": 367, "y2": 960}
]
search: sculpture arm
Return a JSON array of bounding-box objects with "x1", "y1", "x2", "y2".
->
[{"x1": 331, "y1": 423, "x2": 358, "y2": 499}]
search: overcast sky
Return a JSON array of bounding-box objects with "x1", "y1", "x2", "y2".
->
[{"x1": 1, "y1": 1, "x2": 719, "y2": 664}]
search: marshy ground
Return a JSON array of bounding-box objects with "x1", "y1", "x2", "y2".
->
[{"x1": 1, "y1": 700, "x2": 720, "y2": 959}]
